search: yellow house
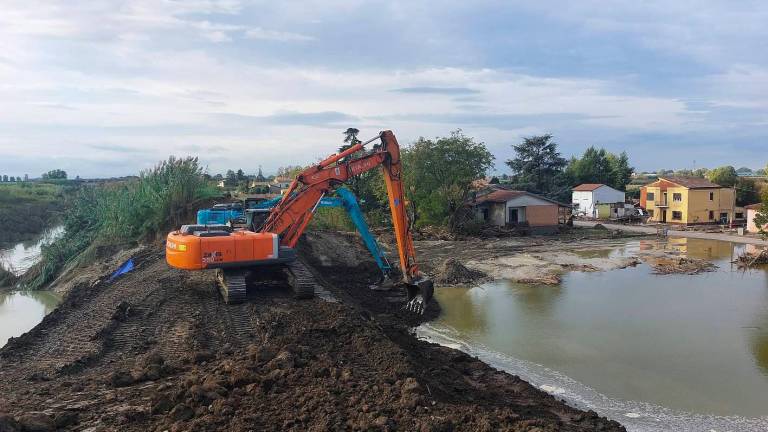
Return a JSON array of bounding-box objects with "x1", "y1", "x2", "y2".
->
[{"x1": 640, "y1": 177, "x2": 735, "y2": 225}]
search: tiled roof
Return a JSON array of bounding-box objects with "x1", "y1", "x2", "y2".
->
[
  {"x1": 473, "y1": 189, "x2": 526, "y2": 204},
  {"x1": 660, "y1": 177, "x2": 722, "y2": 189},
  {"x1": 745, "y1": 203, "x2": 763, "y2": 210},
  {"x1": 572, "y1": 183, "x2": 605, "y2": 191},
  {"x1": 470, "y1": 189, "x2": 570, "y2": 207}
]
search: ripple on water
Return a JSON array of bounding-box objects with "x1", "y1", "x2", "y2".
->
[{"x1": 417, "y1": 322, "x2": 768, "y2": 432}]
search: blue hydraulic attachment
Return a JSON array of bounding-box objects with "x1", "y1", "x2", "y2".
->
[{"x1": 196, "y1": 188, "x2": 392, "y2": 276}]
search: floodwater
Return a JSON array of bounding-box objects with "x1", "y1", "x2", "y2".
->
[
  {"x1": 0, "y1": 225, "x2": 64, "y2": 276},
  {"x1": 418, "y1": 237, "x2": 768, "y2": 431},
  {"x1": 0, "y1": 291, "x2": 61, "y2": 347},
  {"x1": 0, "y1": 226, "x2": 64, "y2": 347}
]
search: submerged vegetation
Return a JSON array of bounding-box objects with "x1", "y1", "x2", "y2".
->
[{"x1": 24, "y1": 157, "x2": 218, "y2": 289}]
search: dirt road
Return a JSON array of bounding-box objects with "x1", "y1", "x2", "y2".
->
[
  {"x1": 574, "y1": 220, "x2": 768, "y2": 246},
  {"x1": 0, "y1": 232, "x2": 623, "y2": 432}
]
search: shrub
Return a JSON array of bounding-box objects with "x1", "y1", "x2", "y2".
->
[{"x1": 24, "y1": 157, "x2": 217, "y2": 288}]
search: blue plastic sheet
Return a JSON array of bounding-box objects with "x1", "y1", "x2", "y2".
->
[{"x1": 109, "y1": 258, "x2": 135, "y2": 281}]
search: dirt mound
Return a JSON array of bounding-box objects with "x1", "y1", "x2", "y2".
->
[
  {"x1": 0, "y1": 232, "x2": 624, "y2": 432},
  {"x1": 649, "y1": 256, "x2": 717, "y2": 275},
  {"x1": 434, "y1": 258, "x2": 486, "y2": 285},
  {"x1": 592, "y1": 223, "x2": 608, "y2": 230}
]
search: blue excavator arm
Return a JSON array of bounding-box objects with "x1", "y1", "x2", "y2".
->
[
  {"x1": 325, "y1": 188, "x2": 392, "y2": 276},
  {"x1": 197, "y1": 188, "x2": 392, "y2": 276}
]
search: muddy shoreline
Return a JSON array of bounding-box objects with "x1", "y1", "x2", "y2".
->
[{"x1": 0, "y1": 231, "x2": 624, "y2": 431}]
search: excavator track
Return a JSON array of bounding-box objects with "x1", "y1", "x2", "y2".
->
[
  {"x1": 285, "y1": 260, "x2": 316, "y2": 299},
  {"x1": 217, "y1": 269, "x2": 247, "y2": 304}
]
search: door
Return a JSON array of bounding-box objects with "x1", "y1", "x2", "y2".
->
[
  {"x1": 661, "y1": 210, "x2": 667, "y2": 223},
  {"x1": 509, "y1": 208, "x2": 519, "y2": 225}
]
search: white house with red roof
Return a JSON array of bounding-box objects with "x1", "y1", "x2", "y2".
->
[{"x1": 571, "y1": 183, "x2": 626, "y2": 218}]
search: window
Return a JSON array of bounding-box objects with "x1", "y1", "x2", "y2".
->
[
  {"x1": 736, "y1": 212, "x2": 744, "y2": 219},
  {"x1": 647, "y1": 192, "x2": 655, "y2": 201},
  {"x1": 673, "y1": 193, "x2": 682, "y2": 202},
  {"x1": 709, "y1": 210, "x2": 714, "y2": 220},
  {"x1": 720, "y1": 212, "x2": 728, "y2": 222},
  {"x1": 709, "y1": 192, "x2": 714, "y2": 200},
  {"x1": 672, "y1": 211, "x2": 683, "y2": 220}
]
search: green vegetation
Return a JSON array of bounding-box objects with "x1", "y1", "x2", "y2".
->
[
  {"x1": 0, "y1": 266, "x2": 18, "y2": 287},
  {"x1": 24, "y1": 157, "x2": 218, "y2": 289},
  {"x1": 41, "y1": 169, "x2": 67, "y2": 180},
  {"x1": 505, "y1": 134, "x2": 567, "y2": 198},
  {"x1": 756, "y1": 190, "x2": 768, "y2": 240},
  {"x1": 402, "y1": 130, "x2": 494, "y2": 227},
  {"x1": 706, "y1": 166, "x2": 738, "y2": 187},
  {"x1": 565, "y1": 147, "x2": 633, "y2": 191},
  {"x1": 0, "y1": 182, "x2": 65, "y2": 244},
  {"x1": 502, "y1": 135, "x2": 635, "y2": 202},
  {"x1": 309, "y1": 207, "x2": 356, "y2": 231}
]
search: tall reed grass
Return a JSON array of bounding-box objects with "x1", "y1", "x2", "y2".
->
[{"x1": 24, "y1": 156, "x2": 217, "y2": 288}]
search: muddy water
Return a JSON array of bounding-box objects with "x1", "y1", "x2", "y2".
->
[
  {"x1": 0, "y1": 226, "x2": 65, "y2": 347},
  {"x1": 0, "y1": 225, "x2": 64, "y2": 276},
  {"x1": 0, "y1": 291, "x2": 61, "y2": 347},
  {"x1": 419, "y1": 237, "x2": 768, "y2": 431}
]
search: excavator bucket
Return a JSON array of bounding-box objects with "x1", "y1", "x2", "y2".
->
[{"x1": 404, "y1": 278, "x2": 434, "y2": 315}]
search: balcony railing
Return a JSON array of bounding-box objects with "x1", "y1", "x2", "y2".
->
[{"x1": 655, "y1": 200, "x2": 669, "y2": 207}]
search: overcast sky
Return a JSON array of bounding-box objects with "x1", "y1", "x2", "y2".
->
[{"x1": 1, "y1": 1, "x2": 767, "y2": 178}]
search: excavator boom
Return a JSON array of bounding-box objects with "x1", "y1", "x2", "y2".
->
[{"x1": 166, "y1": 130, "x2": 433, "y2": 313}]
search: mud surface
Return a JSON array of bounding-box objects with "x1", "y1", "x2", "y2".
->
[
  {"x1": 0, "y1": 231, "x2": 623, "y2": 431},
  {"x1": 409, "y1": 230, "x2": 647, "y2": 285}
]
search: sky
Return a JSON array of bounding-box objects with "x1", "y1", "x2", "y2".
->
[{"x1": 0, "y1": 0, "x2": 767, "y2": 178}]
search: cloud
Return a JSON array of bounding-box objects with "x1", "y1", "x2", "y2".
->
[
  {"x1": 214, "y1": 111, "x2": 358, "y2": 127},
  {"x1": 392, "y1": 86, "x2": 481, "y2": 95},
  {"x1": 87, "y1": 143, "x2": 145, "y2": 153},
  {"x1": 244, "y1": 28, "x2": 314, "y2": 42},
  {"x1": 1, "y1": 0, "x2": 768, "y2": 177}
]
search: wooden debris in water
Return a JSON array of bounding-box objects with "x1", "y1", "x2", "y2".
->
[{"x1": 734, "y1": 249, "x2": 768, "y2": 268}]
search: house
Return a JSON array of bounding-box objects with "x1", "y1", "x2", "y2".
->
[
  {"x1": 746, "y1": 203, "x2": 767, "y2": 233},
  {"x1": 571, "y1": 184, "x2": 626, "y2": 218},
  {"x1": 640, "y1": 177, "x2": 735, "y2": 224},
  {"x1": 468, "y1": 189, "x2": 569, "y2": 231}
]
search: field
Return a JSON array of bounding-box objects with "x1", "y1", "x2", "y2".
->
[{"x1": 0, "y1": 183, "x2": 64, "y2": 245}]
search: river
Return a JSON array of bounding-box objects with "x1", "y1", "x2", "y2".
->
[
  {"x1": 0, "y1": 226, "x2": 64, "y2": 347},
  {"x1": 418, "y1": 237, "x2": 768, "y2": 432},
  {"x1": 0, "y1": 225, "x2": 64, "y2": 277}
]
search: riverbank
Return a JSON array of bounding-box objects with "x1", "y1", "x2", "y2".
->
[
  {"x1": 574, "y1": 220, "x2": 768, "y2": 246},
  {"x1": 0, "y1": 232, "x2": 623, "y2": 431}
]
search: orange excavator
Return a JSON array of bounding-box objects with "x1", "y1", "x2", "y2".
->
[{"x1": 165, "y1": 130, "x2": 433, "y2": 314}]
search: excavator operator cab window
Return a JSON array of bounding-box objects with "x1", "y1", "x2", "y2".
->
[{"x1": 246, "y1": 209, "x2": 271, "y2": 232}]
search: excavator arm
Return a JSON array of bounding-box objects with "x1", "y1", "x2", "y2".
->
[{"x1": 261, "y1": 130, "x2": 433, "y2": 312}]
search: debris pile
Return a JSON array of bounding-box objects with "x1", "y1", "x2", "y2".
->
[
  {"x1": 734, "y1": 249, "x2": 768, "y2": 268},
  {"x1": 649, "y1": 256, "x2": 717, "y2": 275},
  {"x1": 433, "y1": 258, "x2": 486, "y2": 285}
]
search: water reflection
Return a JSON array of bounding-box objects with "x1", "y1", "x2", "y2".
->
[
  {"x1": 0, "y1": 225, "x2": 64, "y2": 277},
  {"x1": 748, "y1": 276, "x2": 768, "y2": 376},
  {"x1": 434, "y1": 286, "x2": 489, "y2": 334},
  {"x1": 0, "y1": 291, "x2": 61, "y2": 347}
]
